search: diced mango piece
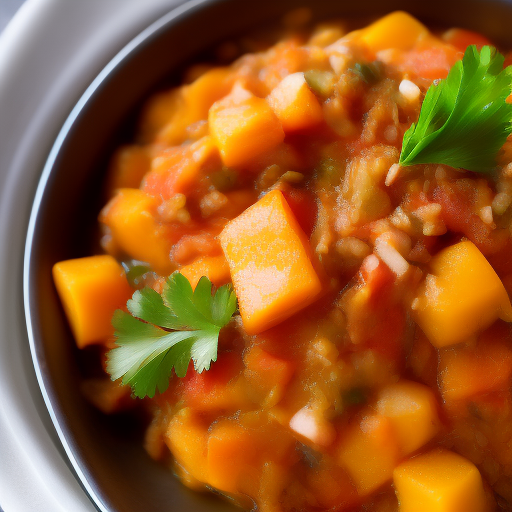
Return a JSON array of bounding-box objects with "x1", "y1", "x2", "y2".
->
[
  {"x1": 220, "y1": 189, "x2": 322, "y2": 334},
  {"x1": 413, "y1": 240, "x2": 512, "y2": 348},
  {"x1": 53, "y1": 255, "x2": 132, "y2": 348},
  {"x1": 165, "y1": 407, "x2": 209, "y2": 484},
  {"x1": 267, "y1": 72, "x2": 323, "y2": 132},
  {"x1": 99, "y1": 189, "x2": 173, "y2": 274},
  {"x1": 360, "y1": 12, "x2": 429, "y2": 53},
  {"x1": 393, "y1": 449, "x2": 487, "y2": 512},
  {"x1": 439, "y1": 326, "x2": 512, "y2": 402},
  {"x1": 337, "y1": 414, "x2": 400, "y2": 495},
  {"x1": 209, "y1": 87, "x2": 285, "y2": 168},
  {"x1": 179, "y1": 254, "x2": 230, "y2": 290},
  {"x1": 376, "y1": 380, "x2": 440, "y2": 456}
]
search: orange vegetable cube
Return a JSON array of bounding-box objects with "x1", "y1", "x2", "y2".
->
[
  {"x1": 413, "y1": 240, "x2": 512, "y2": 348},
  {"x1": 376, "y1": 380, "x2": 440, "y2": 456},
  {"x1": 209, "y1": 88, "x2": 285, "y2": 168},
  {"x1": 206, "y1": 413, "x2": 294, "y2": 496},
  {"x1": 144, "y1": 415, "x2": 168, "y2": 461},
  {"x1": 179, "y1": 254, "x2": 230, "y2": 290},
  {"x1": 337, "y1": 414, "x2": 400, "y2": 495},
  {"x1": 220, "y1": 189, "x2": 322, "y2": 334},
  {"x1": 252, "y1": 460, "x2": 290, "y2": 512},
  {"x1": 156, "y1": 67, "x2": 235, "y2": 145},
  {"x1": 140, "y1": 68, "x2": 235, "y2": 144},
  {"x1": 80, "y1": 377, "x2": 133, "y2": 414},
  {"x1": 53, "y1": 255, "x2": 132, "y2": 348},
  {"x1": 138, "y1": 88, "x2": 182, "y2": 143},
  {"x1": 99, "y1": 189, "x2": 173, "y2": 274},
  {"x1": 142, "y1": 136, "x2": 218, "y2": 200},
  {"x1": 244, "y1": 345, "x2": 295, "y2": 407},
  {"x1": 306, "y1": 465, "x2": 360, "y2": 510},
  {"x1": 207, "y1": 420, "x2": 259, "y2": 494},
  {"x1": 439, "y1": 326, "x2": 512, "y2": 402},
  {"x1": 165, "y1": 407, "x2": 209, "y2": 484},
  {"x1": 359, "y1": 11, "x2": 429, "y2": 53},
  {"x1": 267, "y1": 72, "x2": 323, "y2": 132},
  {"x1": 105, "y1": 145, "x2": 150, "y2": 195},
  {"x1": 393, "y1": 449, "x2": 487, "y2": 512},
  {"x1": 182, "y1": 67, "x2": 236, "y2": 120}
]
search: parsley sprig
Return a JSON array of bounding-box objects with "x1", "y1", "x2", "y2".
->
[
  {"x1": 399, "y1": 45, "x2": 512, "y2": 172},
  {"x1": 106, "y1": 273, "x2": 237, "y2": 398}
]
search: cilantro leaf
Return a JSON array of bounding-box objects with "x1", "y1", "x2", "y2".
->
[
  {"x1": 106, "y1": 272, "x2": 237, "y2": 398},
  {"x1": 399, "y1": 45, "x2": 512, "y2": 172}
]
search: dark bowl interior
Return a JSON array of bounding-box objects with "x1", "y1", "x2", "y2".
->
[{"x1": 24, "y1": 0, "x2": 512, "y2": 511}]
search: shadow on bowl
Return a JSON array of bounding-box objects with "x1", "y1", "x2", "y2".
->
[{"x1": 24, "y1": 0, "x2": 512, "y2": 511}]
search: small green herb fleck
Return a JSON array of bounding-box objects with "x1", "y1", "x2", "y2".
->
[
  {"x1": 304, "y1": 69, "x2": 336, "y2": 97},
  {"x1": 353, "y1": 61, "x2": 383, "y2": 85}
]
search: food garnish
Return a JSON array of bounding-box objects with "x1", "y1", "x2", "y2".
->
[
  {"x1": 399, "y1": 45, "x2": 512, "y2": 172},
  {"x1": 106, "y1": 273, "x2": 237, "y2": 398}
]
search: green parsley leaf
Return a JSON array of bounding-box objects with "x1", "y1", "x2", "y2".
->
[
  {"x1": 399, "y1": 45, "x2": 512, "y2": 172},
  {"x1": 106, "y1": 272, "x2": 237, "y2": 399}
]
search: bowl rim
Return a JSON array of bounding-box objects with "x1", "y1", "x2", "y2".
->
[{"x1": 22, "y1": 0, "x2": 225, "y2": 510}]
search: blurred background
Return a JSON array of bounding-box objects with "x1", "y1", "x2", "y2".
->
[{"x1": 0, "y1": 0, "x2": 24, "y2": 32}]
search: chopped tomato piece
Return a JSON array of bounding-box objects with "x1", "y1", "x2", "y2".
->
[{"x1": 442, "y1": 28, "x2": 492, "y2": 52}]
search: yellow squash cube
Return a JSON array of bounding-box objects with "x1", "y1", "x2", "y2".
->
[
  {"x1": 413, "y1": 240, "x2": 512, "y2": 348},
  {"x1": 53, "y1": 255, "x2": 132, "y2": 348},
  {"x1": 220, "y1": 189, "x2": 322, "y2": 334},
  {"x1": 376, "y1": 380, "x2": 440, "y2": 456},
  {"x1": 393, "y1": 449, "x2": 487, "y2": 512},
  {"x1": 359, "y1": 11, "x2": 429, "y2": 53}
]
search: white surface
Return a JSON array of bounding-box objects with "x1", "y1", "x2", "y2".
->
[{"x1": 0, "y1": 1, "x2": 181, "y2": 510}]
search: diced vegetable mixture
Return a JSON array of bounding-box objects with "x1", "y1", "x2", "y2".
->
[{"x1": 53, "y1": 11, "x2": 512, "y2": 511}]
